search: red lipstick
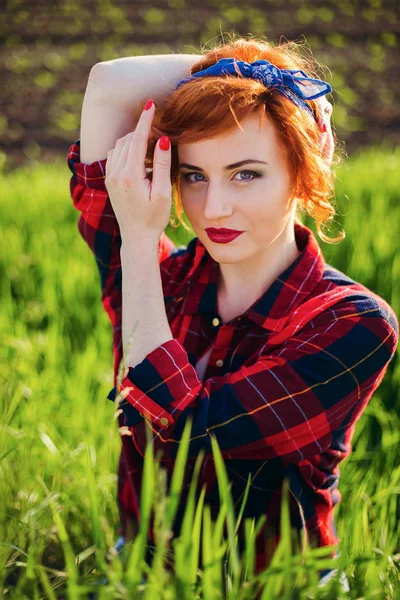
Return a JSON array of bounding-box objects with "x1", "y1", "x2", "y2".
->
[{"x1": 205, "y1": 228, "x2": 244, "y2": 244}]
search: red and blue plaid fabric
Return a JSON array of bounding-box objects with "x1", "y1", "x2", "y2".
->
[{"x1": 68, "y1": 139, "x2": 398, "y2": 572}]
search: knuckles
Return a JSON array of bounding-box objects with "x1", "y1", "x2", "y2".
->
[
  {"x1": 121, "y1": 174, "x2": 134, "y2": 187},
  {"x1": 106, "y1": 172, "x2": 134, "y2": 187},
  {"x1": 156, "y1": 159, "x2": 171, "y2": 169}
]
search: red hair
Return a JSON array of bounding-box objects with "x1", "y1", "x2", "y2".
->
[{"x1": 145, "y1": 35, "x2": 344, "y2": 244}]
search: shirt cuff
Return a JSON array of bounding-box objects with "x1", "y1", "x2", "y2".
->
[
  {"x1": 107, "y1": 338, "x2": 203, "y2": 430},
  {"x1": 67, "y1": 139, "x2": 107, "y2": 191}
]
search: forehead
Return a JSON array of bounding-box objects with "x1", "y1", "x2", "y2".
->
[{"x1": 177, "y1": 111, "x2": 285, "y2": 165}]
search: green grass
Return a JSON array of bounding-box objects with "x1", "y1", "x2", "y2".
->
[{"x1": 1, "y1": 144, "x2": 399, "y2": 598}]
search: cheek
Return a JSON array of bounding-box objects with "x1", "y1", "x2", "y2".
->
[
  {"x1": 249, "y1": 189, "x2": 290, "y2": 221},
  {"x1": 268, "y1": 171, "x2": 293, "y2": 197},
  {"x1": 178, "y1": 184, "x2": 190, "y2": 213},
  {"x1": 180, "y1": 193, "x2": 193, "y2": 218},
  {"x1": 180, "y1": 186, "x2": 204, "y2": 217}
]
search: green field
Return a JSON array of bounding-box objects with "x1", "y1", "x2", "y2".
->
[{"x1": 1, "y1": 145, "x2": 399, "y2": 598}]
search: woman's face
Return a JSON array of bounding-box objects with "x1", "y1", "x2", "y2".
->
[{"x1": 177, "y1": 110, "x2": 296, "y2": 264}]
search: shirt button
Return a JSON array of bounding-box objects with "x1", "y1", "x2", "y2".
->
[
  {"x1": 212, "y1": 317, "x2": 220, "y2": 327},
  {"x1": 216, "y1": 359, "x2": 224, "y2": 367},
  {"x1": 159, "y1": 417, "x2": 169, "y2": 427}
]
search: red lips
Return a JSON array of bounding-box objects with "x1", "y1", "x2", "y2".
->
[
  {"x1": 205, "y1": 228, "x2": 243, "y2": 234},
  {"x1": 205, "y1": 228, "x2": 244, "y2": 244}
]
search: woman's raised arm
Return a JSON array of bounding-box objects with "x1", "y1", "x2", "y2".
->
[
  {"x1": 68, "y1": 54, "x2": 200, "y2": 380},
  {"x1": 80, "y1": 54, "x2": 202, "y2": 164}
]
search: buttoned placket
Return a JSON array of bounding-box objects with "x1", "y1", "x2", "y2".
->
[
  {"x1": 212, "y1": 315, "x2": 224, "y2": 368},
  {"x1": 205, "y1": 313, "x2": 243, "y2": 373}
]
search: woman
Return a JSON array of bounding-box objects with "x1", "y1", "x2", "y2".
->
[{"x1": 68, "y1": 37, "x2": 398, "y2": 591}]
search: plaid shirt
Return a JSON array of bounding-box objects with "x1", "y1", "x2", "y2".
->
[{"x1": 68, "y1": 140, "x2": 398, "y2": 572}]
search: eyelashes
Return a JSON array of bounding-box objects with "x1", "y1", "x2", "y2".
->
[{"x1": 181, "y1": 170, "x2": 262, "y2": 184}]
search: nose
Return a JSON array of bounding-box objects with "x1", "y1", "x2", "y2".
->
[{"x1": 203, "y1": 183, "x2": 233, "y2": 221}]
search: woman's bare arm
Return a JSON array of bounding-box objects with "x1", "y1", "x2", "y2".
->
[{"x1": 80, "y1": 54, "x2": 202, "y2": 164}]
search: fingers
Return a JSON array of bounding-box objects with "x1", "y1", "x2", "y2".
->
[
  {"x1": 106, "y1": 131, "x2": 132, "y2": 175},
  {"x1": 112, "y1": 135, "x2": 131, "y2": 174},
  {"x1": 105, "y1": 99, "x2": 172, "y2": 211},
  {"x1": 151, "y1": 136, "x2": 172, "y2": 201},
  {"x1": 322, "y1": 133, "x2": 334, "y2": 165},
  {"x1": 127, "y1": 100, "x2": 155, "y2": 178},
  {"x1": 106, "y1": 101, "x2": 154, "y2": 178},
  {"x1": 316, "y1": 97, "x2": 333, "y2": 132},
  {"x1": 317, "y1": 127, "x2": 334, "y2": 166},
  {"x1": 314, "y1": 97, "x2": 334, "y2": 166}
]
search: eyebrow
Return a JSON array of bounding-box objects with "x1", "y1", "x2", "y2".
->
[{"x1": 178, "y1": 159, "x2": 268, "y2": 171}]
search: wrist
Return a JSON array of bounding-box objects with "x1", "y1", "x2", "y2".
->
[{"x1": 121, "y1": 231, "x2": 160, "y2": 252}]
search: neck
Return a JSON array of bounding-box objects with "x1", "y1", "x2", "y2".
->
[{"x1": 217, "y1": 217, "x2": 300, "y2": 322}]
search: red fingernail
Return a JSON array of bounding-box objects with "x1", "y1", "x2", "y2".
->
[
  {"x1": 144, "y1": 99, "x2": 153, "y2": 111},
  {"x1": 159, "y1": 136, "x2": 170, "y2": 151},
  {"x1": 321, "y1": 123, "x2": 327, "y2": 133}
]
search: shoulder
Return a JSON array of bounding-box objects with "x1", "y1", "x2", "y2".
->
[
  {"x1": 276, "y1": 273, "x2": 398, "y2": 397},
  {"x1": 307, "y1": 262, "x2": 398, "y2": 356}
]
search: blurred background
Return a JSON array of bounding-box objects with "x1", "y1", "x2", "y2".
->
[{"x1": 1, "y1": 0, "x2": 399, "y2": 172}]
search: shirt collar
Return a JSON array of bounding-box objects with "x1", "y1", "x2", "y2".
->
[{"x1": 176, "y1": 222, "x2": 325, "y2": 332}]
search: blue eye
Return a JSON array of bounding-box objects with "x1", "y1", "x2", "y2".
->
[
  {"x1": 182, "y1": 172, "x2": 206, "y2": 183},
  {"x1": 235, "y1": 170, "x2": 260, "y2": 181},
  {"x1": 181, "y1": 170, "x2": 261, "y2": 183}
]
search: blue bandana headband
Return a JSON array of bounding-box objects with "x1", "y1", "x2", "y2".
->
[{"x1": 175, "y1": 57, "x2": 332, "y2": 121}]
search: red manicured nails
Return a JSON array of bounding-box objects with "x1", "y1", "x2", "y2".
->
[
  {"x1": 144, "y1": 99, "x2": 154, "y2": 110},
  {"x1": 159, "y1": 136, "x2": 170, "y2": 151}
]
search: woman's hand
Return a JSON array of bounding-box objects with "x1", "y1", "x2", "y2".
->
[
  {"x1": 315, "y1": 97, "x2": 334, "y2": 166},
  {"x1": 105, "y1": 100, "x2": 172, "y2": 241}
]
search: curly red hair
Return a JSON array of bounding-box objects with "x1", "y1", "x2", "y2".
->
[{"x1": 145, "y1": 35, "x2": 344, "y2": 244}]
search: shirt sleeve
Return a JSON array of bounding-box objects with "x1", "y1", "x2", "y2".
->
[
  {"x1": 67, "y1": 139, "x2": 177, "y2": 380},
  {"x1": 107, "y1": 295, "x2": 398, "y2": 461}
]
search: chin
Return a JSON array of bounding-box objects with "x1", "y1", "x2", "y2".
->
[{"x1": 205, "y1": 243, "x2": 250, "y2": 264}]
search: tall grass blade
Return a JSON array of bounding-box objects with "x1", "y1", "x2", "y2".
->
[{"x1": 36, "y1": 477, "x2": 79, "y2": 600}]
